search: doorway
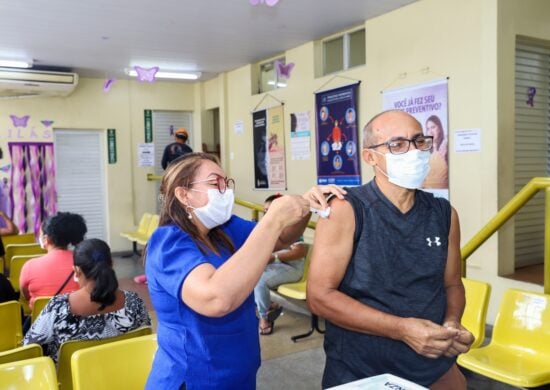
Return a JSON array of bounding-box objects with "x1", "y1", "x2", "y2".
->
[{"x1": 54, "y1": 129, "x2": 107, "y2": 241}]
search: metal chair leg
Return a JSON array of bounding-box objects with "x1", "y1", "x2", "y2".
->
[{"x1": 291, "y1": 314, "x2": 324, "y2": 342}]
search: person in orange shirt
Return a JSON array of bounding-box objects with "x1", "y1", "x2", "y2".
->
[{"x1": 20, "y1": 212, "x2": 87, "y2": 308}]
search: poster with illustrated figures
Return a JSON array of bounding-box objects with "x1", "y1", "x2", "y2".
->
[
  {"x1": 315, "y1": 83, "x2": 361, "y2": 186},
  {"x1": 382, "y1": 79, "x2": 449, "y2": 200}
]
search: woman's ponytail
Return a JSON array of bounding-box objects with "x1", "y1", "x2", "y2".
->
[{"x1": 73, "y1": 238, "x2": 119, "y2": 311}]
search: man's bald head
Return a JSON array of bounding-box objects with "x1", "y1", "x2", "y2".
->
[{"x1": 362, "y1": 110, "x2": 422, "y2": 148}]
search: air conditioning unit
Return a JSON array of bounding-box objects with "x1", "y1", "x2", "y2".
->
[{"x1": 0, "y1": 67, "x2": 79, "y2": 99}]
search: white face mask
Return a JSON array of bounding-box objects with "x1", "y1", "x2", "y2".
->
[
  {"x1": 190, "y1": 189, "x2": 234, "y2": 229},
  {"x1": 39, "y1": 235, "x2": 46, "y2": 249},
  {"x1": 374, "y1": 149, "x2": 431, "y2": 189}
]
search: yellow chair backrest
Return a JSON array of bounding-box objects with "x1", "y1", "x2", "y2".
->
[
  {"x1": 9, "y1": 254, "x2": 43, "y2": 292},
  {"x1": 492, "y1": 289, "x2": 550, "y2": 354},
  {"x1": 0, "y1": 300, "x2": 22, "y2": 352},
  {"x1": 121, "y1": 213, "x2": 152, "y2": 238},
  {"x1": 0, "y1": 356, "x2": 58, "y2": 389},
  {"x1": 276, "y1": 244, "x2": 311, "y2": 300},
  {"x1": 31, "y1": 296, "x2": 53, "y2": 323},
  {"x1": 4, "y1": 243, "x2": 46, "y2": 274},
  {"x1": 137, "y1": 213, "x2": 153, "y2": 235},
  {"x1": 146, "y1": 214, "x2": 160, "y2": 238},
  {"x1": 0, "y1": 343, "x2": 42, "y2": 365},
  {"x1": 1, "y1": 233, "x2": 36, "y2": 247},
  {"x1": 57, "y1": 326, "x2": 153, "y2": 390},
  {"x1": 461, "y1": 278, "x2": 491, "y2": 348},
  {"x1": 71, "y1": 334, "x2": 158, "y2": 390}
]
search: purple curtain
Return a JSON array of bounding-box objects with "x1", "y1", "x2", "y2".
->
[{"x1": 9, "y1": 143, "x2": 56, "y2": 235}]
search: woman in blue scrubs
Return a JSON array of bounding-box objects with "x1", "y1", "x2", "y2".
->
[{"x1": 145, "y1": 152, "x2": 345, "y2": 389}]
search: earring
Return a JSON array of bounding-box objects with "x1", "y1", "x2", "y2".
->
[{"x1": 185, "y1": 205, "x2": 193, "y2": 220}]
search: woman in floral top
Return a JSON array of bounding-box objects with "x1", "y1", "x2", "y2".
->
[{"x1": 24, "y1": 238, "x2": 151, "y2": 363}]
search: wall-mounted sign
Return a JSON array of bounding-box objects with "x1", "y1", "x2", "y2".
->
[
  {"x1": 144, "y1": 109, "x2": 153, "y2": 143},
  {"x1": 107, "y1": 128, "x2": 117, "y2": 164}
]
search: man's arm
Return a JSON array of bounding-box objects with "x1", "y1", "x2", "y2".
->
[
  {"x1": 0, "y1": 211, "x2": 18, "y2": 236},
  {"x1": 271, "y1": 241, "x2": 308, "y2": 263},
  {"x1": 442, "y1": 207, "x2": 474, "y2": 356},
  {"x1": 307, "y1": 198, "x2": 459, "y2": 359}
]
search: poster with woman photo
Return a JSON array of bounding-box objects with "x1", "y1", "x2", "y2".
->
[{"x1": 382, "y1": 79, "x2": 449, "y2": 199}]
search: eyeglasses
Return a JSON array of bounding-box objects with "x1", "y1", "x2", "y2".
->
[
  {"x1": 368, "y1": 134, "x2": 433, "y2": 155},
  {"x1": 190, "y1": 175, "x2": 235, "y2": 194}
]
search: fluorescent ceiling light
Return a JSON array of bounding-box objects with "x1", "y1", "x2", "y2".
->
[
  {"x1": 0, "y1": 60, "x2": 32, "y2": 68},
  {"x1": 126, "y1": 69, "x2": 201, "y2": 80},
  {"x1": 267, "y1": 81, "x2": 287, "y2": 87}
]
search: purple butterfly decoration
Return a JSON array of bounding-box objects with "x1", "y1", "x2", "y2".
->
[
  {"x1": 134, "y1": 66, "x2": 159, "y2": 83},
  {"x1": 41, "y1": 120, "x2": 54, "y2": 127},
  {"x1": 250, "y1": 0, "x2": 279, "y2": 6},
  {"x1": 275, "y1": 60, "x2": 295, "y2": 79},
  {"x1": 0, "y1": 164, "x2": 11, "y2": 173},
  {"x1": 10, "y1": 115, "x2": 30, "y2": 128},
  {"x1": 103, "y1": 78, "x2": 116, "y2": 92},
  {"x1": 526, "y1": 87, "x2": 536, "y2": 107}
]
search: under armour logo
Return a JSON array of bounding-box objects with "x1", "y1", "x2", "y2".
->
[{"x1": 426, "y1": 237, "x2": 441, "y2": 247}]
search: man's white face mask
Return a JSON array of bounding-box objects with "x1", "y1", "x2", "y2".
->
[{"x1": 374, "y1": 149, "x2": 431, "y2": 189}]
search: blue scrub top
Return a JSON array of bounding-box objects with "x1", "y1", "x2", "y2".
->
[{"x1": 145, "y1": 216, "x2": 260, "y2": 390}]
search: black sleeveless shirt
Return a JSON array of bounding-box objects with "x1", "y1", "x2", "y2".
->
[{"x1": 322, "y1": 180, "x2": 455, "y2": 388}]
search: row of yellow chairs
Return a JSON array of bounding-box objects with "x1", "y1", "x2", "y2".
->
[
  {"x1": 0, "y1": 333, "x2": 157, "y2": 390},
  {"x1": 0, "y1": 299, "x2": 52, "y2": 353},
  {"x1": 1, "y1": 232, "x2": 45, "y2": 275},
  {"x1": 458, "y1": 288, "x2": 550, "y2": 388},
  {"x1": 120, "y1": 213, "x2": 159, "y2": 255}
]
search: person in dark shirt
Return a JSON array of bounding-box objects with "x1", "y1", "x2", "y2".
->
[
  {"x1": 307, "y1": 110, "x2": 473, "y2": 389},
  {"x1": 0, "y1": 273, "x2": 18, "y2": 303},
  {"x1": 161, "y1": 127, "x2": 193, "y2": 170}
]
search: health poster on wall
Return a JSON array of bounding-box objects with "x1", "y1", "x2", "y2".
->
[
  {"x1": 382, "y1": 79, "x2": 449, "y2": 199},
  {"x1": 252, "y1": 105, "x2": 287, "y2": 190},
  {"x1": 315, "y1": 83, "x2": 361, "y2": 186},
  {"x1": 290, "y1": 111, "x2": 311, "y2": 161}
]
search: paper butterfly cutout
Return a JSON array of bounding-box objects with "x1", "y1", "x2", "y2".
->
[
  {"x1": 526, "y1": 86, "x2": 536, "y2": 107},
  {"x1": 41, "y1": 120, "x2": 54, "y2": 127},
  {"x1": 134, "y1": 66, "x2": 159, "y2": 83},
  {"x1": 0, "y1": 164, "x2": 11, "y2": 173},
  {"x1": 275, "y1": 60, "x2": 294, "y2": 79},
  {"x1": 10, "y1": 115, "x2": 30, "y2": 128},
  {"x1": 103, "y1": 78, "x2": 116, "y2": 92},
  {"x1": 250, "y1": 0, "x2": 279, "y2": 6}
]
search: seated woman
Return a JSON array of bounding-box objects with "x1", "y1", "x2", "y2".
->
[
  {"x1": 23, "y1": 238, "x2": 151, "y2": 363},
  {"x1": 254, "y1": 194, "x2": 308, "y2": 335},
  {"x1": 20, "y1": 212, "x2": 87, "y2": 309}
]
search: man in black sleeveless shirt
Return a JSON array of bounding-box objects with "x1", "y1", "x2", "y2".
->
[{"x1": 308, "y1": 110, "x2": 473, "y2": 389}]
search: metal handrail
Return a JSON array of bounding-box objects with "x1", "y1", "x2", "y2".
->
[{"x1": 460, "y1": 177, "x2": 550, "y2": 293}]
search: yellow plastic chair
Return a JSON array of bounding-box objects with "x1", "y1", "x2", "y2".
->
[
  {"x1": 0, "y1": 343, "x2": 42, "y2": 364},
  {"x1": 457, "y1": 288, "x2": 550, "y2": 388},
  {"x1": 71, "y1": 334, "x2": 158, "y2": 390},
  {"x1": 136, "y1": 214, "x2": 160, "y2": 246},
  {"x1": 0, "y1": 356, "x2": 58, "y2": 389},
  {"x1": 120, "y1": 213, "x2": 152, "y2": 255},
  {"x1": 461, "y1": 278, "x2": 491, "y2": 348},
  {"x1": 277, "y1": 245, "x2": 324, "y2": 342},
  {"x1": 4, "y1": 243, "x2": 46, "y2": 275},
  {"x1": 0, "y1": 233, "x2": 37, "y2": 273},
  {"x1": 8, "y1": 254, "x2": 43, "y2": 292},
  {"x1": 125, "y1": 214, "x2": 159, "y2": 247},
  {"x1": 0, "y1": 300, "x2": 23, "y2": 352},
  {"x1": 57, "y1": 326, "x2": 153, "y2": 390},
  {"x1": 120, "y1": 213, "x2": 152, "y2": 239},
  {"x1": 31, "y1": 296, "x2": 53, "y2": 323}
]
